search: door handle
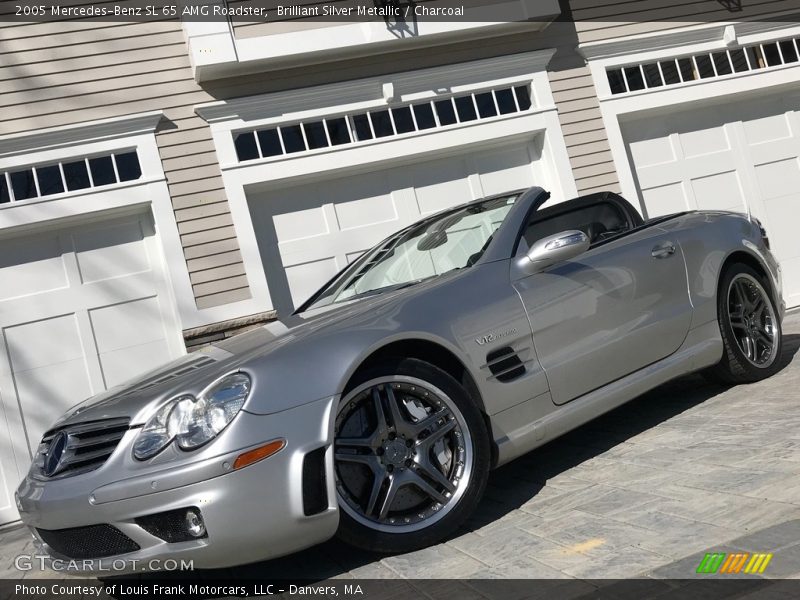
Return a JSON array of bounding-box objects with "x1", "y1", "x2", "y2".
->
[{"x1": 651, "y1": 241, "x2": 676, "y2": 259}]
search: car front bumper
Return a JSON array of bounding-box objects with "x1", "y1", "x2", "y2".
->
[{"x1": 15, "y1": 396, "x2": 339, "y2": 572}]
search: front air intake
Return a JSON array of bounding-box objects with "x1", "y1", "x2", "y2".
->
[
  {"x1": 37, "y1": 524, "x2": 140, "y2": 559},
  {"x1": 486, "y1": 346, "x2": 526, "y2": 382}
]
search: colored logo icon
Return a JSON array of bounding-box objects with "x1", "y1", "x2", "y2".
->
[{"x1": 697, "y1": 552, "x2": 773, "y2": 574}]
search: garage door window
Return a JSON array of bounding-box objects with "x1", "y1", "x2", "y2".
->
[
  {"x1": 1, "y1": 150, "x2": 141, "y2": 204},
  {"x1": 233, "y1": 84, "x2": 534, "y2": 162},
  {"x1": 607, "y1": 35, "x2": 800, "y2": 94}
]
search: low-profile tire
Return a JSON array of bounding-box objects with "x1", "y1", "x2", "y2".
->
[
  {"x1": 705, "y1": 263, "x2": 783, "y2": 384},
  {"x1": 334, "y1": 357, "x2": 490, "y2": 554}
]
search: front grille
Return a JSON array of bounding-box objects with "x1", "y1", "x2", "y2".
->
[
  {"x1": 37, "y1": 524, "x2": 140, "y2": 559},
  {"x1": 35, "y1": 418, "x2": 130, "y2": 479}
]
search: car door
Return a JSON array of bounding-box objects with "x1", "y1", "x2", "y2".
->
[{"x1": 513, "y1": 200, "x2": 693, "y2": 405}]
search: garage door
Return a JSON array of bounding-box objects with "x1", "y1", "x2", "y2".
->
[
  {"x1": 248, "y1": 141, "x2": 544, "y2": 314},
  {"x1": 0, "y1": 212, "x2": 183, "y2": 524},
  {"x1": 623, "y1": 93, "x2": 800, "y2": 308}
]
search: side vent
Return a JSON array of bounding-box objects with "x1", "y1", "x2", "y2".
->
[
  {"x1": 302, "y1": 446, "x2": 328, "y2": 516},
  {"x1": 486, "y1": 346, "x2": 526, "y2": 382}
]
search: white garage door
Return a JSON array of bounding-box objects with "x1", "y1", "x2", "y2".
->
[
  {"x1": 249, "y1": 141, "x2": 545, "y2": 314},
  {"x1": 0, "y1": 212, "x2": 183, "y2": 524},
  {"x1": 623, "y1": 93, "x2": 800, "y2": 308}
]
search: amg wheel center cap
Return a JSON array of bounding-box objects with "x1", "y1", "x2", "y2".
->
[{"x1": 383, "y1": 439, "x2": 410, "y2": 466}]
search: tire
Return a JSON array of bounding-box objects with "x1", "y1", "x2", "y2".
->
[
  {"x1": 705, "y1": 263, "x2": 783, "y2": 384},
  {"x1": 334, "y1": 358, "x2": 490, "y2": 554}
]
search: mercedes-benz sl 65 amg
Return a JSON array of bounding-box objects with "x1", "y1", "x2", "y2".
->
[{"x1": 16, "y1": 187, "x2": 785, "y2": 569}]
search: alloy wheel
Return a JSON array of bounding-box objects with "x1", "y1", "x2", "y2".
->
[
  {"x1": 334, "y1": 376, "x2": 473, "y2": 533},
  {"x1": 727, "y1": 273, "x2": 779, "y2": 368}
]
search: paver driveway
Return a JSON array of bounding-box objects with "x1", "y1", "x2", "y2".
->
[{"x1": 2, "y1": 312, "x2": 799, "y2": 581}]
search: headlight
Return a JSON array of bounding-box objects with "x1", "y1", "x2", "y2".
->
[{"x1": 133, "y1": 372, "x2": 251, "y2": 460}]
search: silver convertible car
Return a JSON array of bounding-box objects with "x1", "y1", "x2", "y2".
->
[{"x1": 16, "y1": 187, "x2": 785, "y2": 569}]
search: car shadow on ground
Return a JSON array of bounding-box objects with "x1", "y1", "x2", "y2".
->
[{"x1": 147, "y1": 333, "x2": 800, "y2": 581}]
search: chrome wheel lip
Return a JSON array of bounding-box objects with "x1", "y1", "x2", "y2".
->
[
  {"x1": 334, "y1": 375, "x2": 474, "y2": 534},
  {"x1": 727, "y1": 273, "x2": 780, "y2": 369}
]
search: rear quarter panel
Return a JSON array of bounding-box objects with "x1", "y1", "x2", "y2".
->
[{"x1": 656, "y1": 211, "x2": 780, "y2": 328}]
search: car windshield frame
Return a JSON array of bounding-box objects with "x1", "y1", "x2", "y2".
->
[{"x1": 298, "y1": 193, "x2": 520, "y2": 312}]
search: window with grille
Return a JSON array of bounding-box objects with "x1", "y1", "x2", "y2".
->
[
  {"x1": 0, "y1": 150, "x2": 142, "y2": 205},
  {"x1": 233, "y1": 85, "x2": 534, "y2": 162},
  {"x1": 606, "y1": 35, "x2": 800, "y2": 95}
]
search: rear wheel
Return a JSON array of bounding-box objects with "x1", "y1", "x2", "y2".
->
[
  {"x1": 706, "y1": 263, "x2": 782, "y2": 384},
  {"x1": 334, "y1": 358, "x2": 490, "y2": 553}
]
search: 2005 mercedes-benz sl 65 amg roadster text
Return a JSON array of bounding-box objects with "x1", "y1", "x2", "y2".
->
[{"x1": 17, "y1": 187, "x2": 786, "y2": 569}]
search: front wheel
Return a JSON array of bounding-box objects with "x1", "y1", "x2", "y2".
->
[
  {"x1": 334, "y1": 358, "x2": 490, "y2": 553},
  {"x1": 706, "y1": 263, "x2": 783, "y2": 384}
]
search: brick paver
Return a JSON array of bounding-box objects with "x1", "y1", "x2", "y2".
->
[{"x1": 2, "y1": 312, "x2": 799, "y2": 580}]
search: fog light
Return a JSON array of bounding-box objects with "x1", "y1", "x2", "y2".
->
[
  {"x1": 185, "y1": 509, "x2": 206, "y2": 538},
  {"x1": 136, "y1": 507, "x2": 208, "y2": 542}
]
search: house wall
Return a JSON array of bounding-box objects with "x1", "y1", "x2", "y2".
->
[
  {"x1": 0, "y1": 13, "x2": 624, "y2": 329},
  {"x1": 571, "y1": 0, "x2": 799, "y2": 43},
  {"x1": 0, "y1": 21, "x2": 248, "y2": 310}
]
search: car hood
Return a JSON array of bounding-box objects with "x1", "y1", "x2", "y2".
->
[{"x1": 47, "y1": 277, "x2": 453, "y2": 431}]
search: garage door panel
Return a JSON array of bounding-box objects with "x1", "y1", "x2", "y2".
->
[
  {"x1": 0, "y1": 456, "x2": 14, "y2": 519},
  {"x1": 334, "y1": 193, "x2": 398, "y2": 232},
  {"x1": 285, "y1": 257, "x2": 340, "y2": 307},
  {"x1": 743, "y1": 113, "x2": 793, "y2": 146},
  {"x1": 0, "y1": 212, "x2": 182, "y2": 524},
  {"x1": 691, "y1": 171, "x2": 746, "y2": 213},
  {"x1": 273, "y1": 204, "x2": 330, "y2": 243},
  {"x1": 0, "y1": 236, "x2": 68, "y2": 302},
  {"x1": 679, "y1": 126, "x2": 731, "y2": 158},
  {"x1": 5, "y1": 313, "x2": 84, "y2": 373},
  {"x1": 13, "y1": 360, "x2": 94, "y2": 455},
  {"x1": 641, "y1": 182, "x2": 690, "y2": 218},
  {"x1": 625, "y1": 95, "x2": 800, "y2": 308},
  {"x1": 474, "y1": 144, "x2": 538, "y2": 196},
  {"x1": 89, "y1": 296, "x2": 168, "y2": 354},
  {"x1": 754, "y1": 159, "x2": 800, "y2": 201},
  {"x1": 251, "y1": 142, "x2": 540, "y2": 313},
  {"x1": 97, "y1": 339, "x2": 173, "y2": 389},
  {"x1": 73, "y1": 220, "x2": 151, "y2": 284},
  {"x1": 748, "y1": 143, "x2": 800, "y2": 166},
  {"x1": 629, "y1": 135, "x2": 677, "y2": 168},
  {"x1": 764, "y1": 195, "x2": 800, "y2": 247}
]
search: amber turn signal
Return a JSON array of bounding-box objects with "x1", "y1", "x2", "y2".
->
[{"x1": 233, "y1": 439, "x2": 286, "y2": 470}]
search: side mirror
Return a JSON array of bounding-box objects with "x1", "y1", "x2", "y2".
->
[{"x1": 518, "y1": 229, "x2": 590, "y2": 274}]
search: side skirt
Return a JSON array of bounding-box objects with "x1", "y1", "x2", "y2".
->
[{"x1": 491, "y1": 319, "x2": 722, "y2": 467}]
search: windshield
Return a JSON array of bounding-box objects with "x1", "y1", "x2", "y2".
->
[{"x1": 303, "y1": 194, "x2": 518, "y2": 310}]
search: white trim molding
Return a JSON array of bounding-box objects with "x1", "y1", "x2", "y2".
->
[
  {"x1": 580, "y1": 22, "x2": 800, "y2": 214},
  {"x1": 0, "y1": 111, "x2": 164, "y2": 159},
  {"x1": 183, "y1": 0, "x2": 561, "y2": 81},
  {"x1": 196, "y1": 50, "x2": 577, "y2": 313}
]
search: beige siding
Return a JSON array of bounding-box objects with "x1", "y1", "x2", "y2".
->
[
  {"x1": 0, "y1": 21, "x2": 247, "y2": 311},
  {"x1": 571, "y1": 0, "x2": 798, "y2": 43},
  {"x1": 0, "y1": 17, "x2": 624, "y2": 318},
  {"x1": 549, "y1": 66, "x2": 620, "y2": 194}
]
